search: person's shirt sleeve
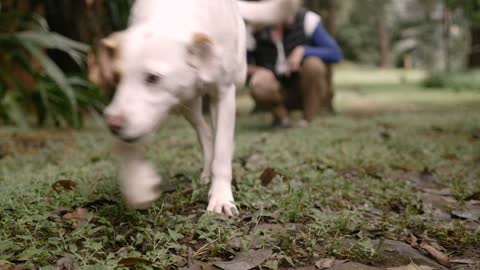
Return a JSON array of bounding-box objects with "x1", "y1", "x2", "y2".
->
[{"x1": 303, "y1": 11, "x2": 343, "y2": 64}]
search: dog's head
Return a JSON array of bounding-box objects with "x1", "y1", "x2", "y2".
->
[{"x1": 98, "y1": 26, "x2": 220, "y2": 142}]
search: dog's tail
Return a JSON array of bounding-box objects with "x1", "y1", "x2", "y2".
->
[{"x1": 237, "y1": 0, "x2": 302, "y2": 25}]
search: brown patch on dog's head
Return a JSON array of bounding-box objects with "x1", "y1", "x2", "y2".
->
[
  {"x1": 186, "y1": 33, "x2": 220, "y2": 82},
  {"x1": 192, "y1": 33, "x2": 213, "y2": 45},
  {"x1": 88, "y1": 32, "x2": 124, "y2": 97}
]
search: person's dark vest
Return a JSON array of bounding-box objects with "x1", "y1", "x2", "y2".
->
[{"x1": 250, "y1": 8, "x2": 309, "y2": 74}]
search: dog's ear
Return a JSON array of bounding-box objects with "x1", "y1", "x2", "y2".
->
[
  {"x1": 88, "y1": 32, "x2": 124, "y2": 95},
  {"x1": 101, "y1": 32, "x2": 122, "y2": 50},
  {"x1": 186, "y1": 33, "x2": 220, "y2": 82}
]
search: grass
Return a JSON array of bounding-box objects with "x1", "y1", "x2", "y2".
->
[{"x1": 1, "y1": 68, "x2": 480, "y2": 269}]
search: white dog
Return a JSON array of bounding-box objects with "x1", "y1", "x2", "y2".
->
[{"x1": 99, "y1": 0, "x2": 300, "y2": 215}]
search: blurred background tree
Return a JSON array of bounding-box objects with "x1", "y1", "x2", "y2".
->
[{"x1": 446, "y1": 0, "x2": 480, "y2": 67}]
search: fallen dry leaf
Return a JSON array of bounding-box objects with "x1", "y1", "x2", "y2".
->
[
  {"x1": 407, "y1": 233, "x2": 418, "y2": 247},
  {"x1": 118, "y1": 257, "x2": 153, "y2": 267},
  {"x1": 54, "y1": 255, "x2": 79, "y2": 270},
  {"x1": 450, "y1": 258, "x2": 476, "y2": 265},
  {"x1": 387, "y1": 263, "x2": 434, "y2": 270},
  {"x1": 51, "y1": 180, "x2": 78, "y2": 193},
  {"x1": 0, "y1": 261, "x2": 16, "y2": 270},
  {"x1": 180, "y1": 263, "x2": 201, "y2": 270},
  {"x1": 260, "y1": 168, "x2": 278, "y2": 186},
  {"x1": 451, "y1": 204, "x2": 480, "y2": 220},
  {"x1": 422, "y1": 188, "x2": 451, "y2": 196},
  {"x1": 388, "y1": 262, "x2": 432, "y2": 270},
  {"x1": 214, "y1": 249, "x2": 272, "y2": 270},
  {"x1": 418, "y1": 240, "x2": 449, "y2": 267},
  {"x1": 315, "y1": 258, "x2": 335, "y2": 269},
  {"x1": 419, "y1": 235, "x2": 446, "y2": 252},
  {"x1": 62, "y1": 208, "x2": 92, "y2": 227},
  {"x1": 330, "y1": 262, "x2": 378, "y2": 270}
]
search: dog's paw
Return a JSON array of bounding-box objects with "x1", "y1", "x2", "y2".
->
[
  {"x1": 120, "y1": 161, "x2": 162, "y2": 209},
  {"x1": 207, "y1": 182, "x2": 238, "y2": 216}
]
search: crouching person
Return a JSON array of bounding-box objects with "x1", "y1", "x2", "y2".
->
[{"x1": 248, "y1": 7, "x2": 342, "y2": 128}]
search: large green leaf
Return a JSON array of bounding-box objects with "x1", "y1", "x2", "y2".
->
[
  {"x1": 15, "y1": 31, "x2": 89, "y2": 66},
  {"x1": 22, "y1": 42, "x2": 79, "y2": 127}
]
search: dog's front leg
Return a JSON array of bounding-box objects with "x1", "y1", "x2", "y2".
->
[
  {"x1": 207, "y1": 84, "x2": 238, "y2": 216},
  {"x1": 116, "y1": 142, "x2": 162, "y2": 209},
  {"x1": 181, "y1": 97, "x2": 214, "y2": 184}
]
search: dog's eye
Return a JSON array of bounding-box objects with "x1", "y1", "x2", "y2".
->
[{"x1": 144, "y1": 72, "x2": 162, "y2": 85}]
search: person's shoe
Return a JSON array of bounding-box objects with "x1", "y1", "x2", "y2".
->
[
  {"x1": 296, "y1": 119, "x2": 310, "y2": 128},
  {"x1": 271, "y1": 118, "x2": 290, "y2": 129}
]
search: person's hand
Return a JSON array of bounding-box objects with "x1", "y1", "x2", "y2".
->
[{"x1": 287, "y1": 46, "x2": 305, "y2": 73}]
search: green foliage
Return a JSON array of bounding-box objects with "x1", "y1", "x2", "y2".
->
[
  {"x1": 335, "y1": 0, "x2": 388, "y2": 66},
  {"x1": 423, "y1": 70, "x2": 480, "y2": 90},
  {"x1": 0, "y1": 11, "x2": 107, "y2": 128}
]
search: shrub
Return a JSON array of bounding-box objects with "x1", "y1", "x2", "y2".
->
[
  {"x1": 423, "y1": 70, "x2": 480, "y2": 91},
  {"x1": 0, "y1": 12, "x2": 107, "y2": 128}
]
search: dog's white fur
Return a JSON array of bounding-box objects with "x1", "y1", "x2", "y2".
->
[{"x1": 103, "y1": 0, "x2": 299, "y2": 215}]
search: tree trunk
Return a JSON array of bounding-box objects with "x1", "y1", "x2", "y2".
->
[
  {"x1": 377, "y1": 15, "x2": 391, "y2": 69},
  {"x1": 469, "y1": 27, "x2": 480, "y2": 67}
]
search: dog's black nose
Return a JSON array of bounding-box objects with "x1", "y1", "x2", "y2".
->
[{"x1": 105, "y1": 114, "x2": 126, "y2": 135}]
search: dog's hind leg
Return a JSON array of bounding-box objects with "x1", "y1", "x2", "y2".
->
[
  {"x1": 181, "y1": 97, "x2": 214, "y2": 185},
  {"x1": 207, "y1": 84, "x2": 238, "y2": 216}
]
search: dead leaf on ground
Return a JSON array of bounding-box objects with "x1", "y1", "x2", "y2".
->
[
  {"x1": 62, "y1": 208, "x2": 93, "y2": 227},
  {"x1": 372, "y1": 239, "x2": 445, "y2": 269},
  {"x1": 315, "y1": 258, "x2": 335, "y2": 269},
  {"x1": 417, "y1": 168, "x2": 438, "y2": 188},
  {"x1": 451, "y1": 203, "x2": 480, "y2": 221},
  {"x1": 387, "y1": 263, "x2": 434, "y2": 270},
  {"x1": 418, "y1": 240, "x2": 449, "y2": 267},
  {"x1": 384, "y1": 169, "x2": 439, "y2": 189},
  {"x1": 118, "y1": 257, "x2": 153, "y2": 267},
  {"x1": 214, "y1": 249, "x2": 272, "y2": 270},
  {"x1": 260, "y1": 168, "x2": 278, "y2": 186},
  {"x1": 407, "y1": 234, "x2": 418, "y2": 247},
  {"x1": 422, "y1": 188, "x2": 452, "y2": 196},
  {"x1": 51, "y1": 180, "x2": 78, "y2": 193},
  {"x1": 420, "y1": 191, "x2": 457, "y2": 220},
  {"x1": 329, "y1": 261, "x2": 378, "y2": 270},
  {"x1": 450, "y1": 258, "x2": 476, "y2": 265},
  {"x1": 0, "y1": 261, "x2": 16, "y2": 270},
  {"x1": 406, "y1": 234, "x2": 449, "y2": 267},
  {"x1": 54, "y1": 255, "x2": 79, "y2": 270}
]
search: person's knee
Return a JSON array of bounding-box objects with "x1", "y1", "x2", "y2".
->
[
  {"x1": 249, "y1": 69, "x2": 281, "y2": 103},
  {"x1": 301, "y1": 57, "x2": 327, "y2": 78}
]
